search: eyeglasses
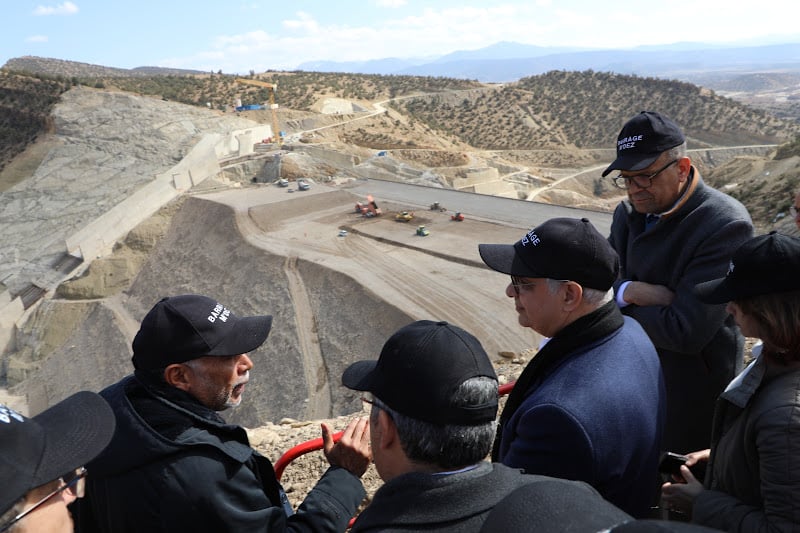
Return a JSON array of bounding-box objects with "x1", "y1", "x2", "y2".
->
[
  {"x1": 0, "y1": 467, "x2": 87, "y2": 532},
  {"x1": 791, "y1": 206, "x2": 800, "y2": 217},
  {"x1": 510, "y1": 276, "x2": 538, "y2": 295},
  {"x1": 612, "y1": 159, "x2": 678, "y2": 189},
  {"x1": 510, "y1": 276, "x2": 569, "y2": 295}
]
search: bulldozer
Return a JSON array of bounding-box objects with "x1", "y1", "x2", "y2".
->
[
  {"x1": 416, "y1": 225, "x2": 430, "y2": 236},
  {"x1": 395, "y1": 211, "x2": 414, "y2": 222},
  {"x1": 451, "y1": 212, "x2": 465, "y2": 221}
]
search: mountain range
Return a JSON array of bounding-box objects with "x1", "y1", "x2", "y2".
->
[{"x1": 297, "y1": 40, "x2": 800, "y2": 84}]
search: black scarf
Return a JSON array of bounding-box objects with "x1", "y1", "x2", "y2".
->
[{"x1": 491, "y1": 300, "x2": 624, "y2": 461}]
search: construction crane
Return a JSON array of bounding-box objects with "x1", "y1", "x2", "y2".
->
[{"x1": 235, "y1": 78, "x2": 282, "y2": 146}]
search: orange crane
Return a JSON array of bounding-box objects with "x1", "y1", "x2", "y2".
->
[{"x1": 234, "y1": 77, "x2": 282, "y2": 146}]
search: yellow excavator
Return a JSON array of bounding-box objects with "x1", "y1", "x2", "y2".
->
[{"x1": 235, "y1": 77, "x2": 281, "y2": 146}]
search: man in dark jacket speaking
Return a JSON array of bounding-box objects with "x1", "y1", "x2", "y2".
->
[{"x1": 74, "y1": 294, "x2": 370, "y2": 533}]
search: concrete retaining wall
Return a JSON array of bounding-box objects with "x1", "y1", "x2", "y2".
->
[
  {"x1": 214, "y1": 126, "x2": 272, "y2": 159},
  {"x1": 65, "y1": 126, "x2": 258, "y2": 260}
]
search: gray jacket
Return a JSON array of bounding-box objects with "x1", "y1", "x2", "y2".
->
[
  {"x1": 608, "y1": 168, "x2": 753, "y2": 453},
  {"x1": 694, "y1": 355, "x2": 800, "y2": 532}
]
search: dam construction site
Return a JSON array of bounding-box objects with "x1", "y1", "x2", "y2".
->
[{"x1": 1, "y1": 73, "x2": 799, "y2": 506}]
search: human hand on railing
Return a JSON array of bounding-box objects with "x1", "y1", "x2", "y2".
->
[{"x1": 322, "y1": 417, "x2": 371, "y2": 477}]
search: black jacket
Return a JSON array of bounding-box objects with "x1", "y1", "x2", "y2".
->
[
  {"x1": 74, "y1": 373, "x2": 365, "y2": 533},
  {"x1": 351, "y1": 462, "x2": 597, "y2": 532}
]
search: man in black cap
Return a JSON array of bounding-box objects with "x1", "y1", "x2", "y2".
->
[
  {"x1": 604, "y1": 111, "x2": 754, "y2": 456},
  {"x1": 478, "y1": 217, "x2": 666, "y2": 518},
  {"x1": 342, "y1": 319, "x2": 601, "y2": 532},
  {"x1": 74, "y1": 294, "x2": 371, "y2": 533},
  {"x1": 0, "y1": 391, "x2": 115, "y2": 533}
]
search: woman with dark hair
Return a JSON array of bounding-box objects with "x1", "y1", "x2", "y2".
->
[{"x1": 661, "y1": 231, "x2": 800, "y2": 532}]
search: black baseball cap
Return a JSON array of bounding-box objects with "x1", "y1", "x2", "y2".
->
[
  {"x1": 132, "y1": 294, "x2": 273, "y2": 370},
  {"x1": 602, "y1": 111, "x2": 685, "y2": 177},
  {"x1": 694, "y1": 232, "x2": 800, "y2": 304},
  {"x1": 478, "y1": 217, "x2": 619, "y2": 291},
  {"x1": 342, "y1": 320, "x2": 498, "y2": 425},
  {"x1": 0, "y1": 391, "x2": 116, "y2": 515}
]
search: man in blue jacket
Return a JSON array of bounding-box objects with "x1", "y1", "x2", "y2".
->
[
  {"x1": 479, "y1": 217, "x2": 666, "y2": 518},
  {"x1": 74, "y1": 294, "x2": 371, "y2": 533}
]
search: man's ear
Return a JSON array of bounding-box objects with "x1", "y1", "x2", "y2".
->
[
  {"x1": 562, "y1": 281, "x2": 584, "y2": 310},
  {"x1": 164, "y1": 363, "x2": 192, "y2": 392},
  {"x1": 677, "y1": 156, "x2": 691, "y2": 181},
  {"x1": 376, "y1": 409, "x2": 397, "y2": 450}
]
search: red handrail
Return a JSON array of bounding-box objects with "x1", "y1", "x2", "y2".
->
[
  {"x1": 498, "y1": 381, "x2": 515, "y2": 397},
  {"x1": 274, "y1": 430, "x2": 343, "y2": 480},
  {"x1": 274, "y1": 380, "x2": 517, "y2": 481}
]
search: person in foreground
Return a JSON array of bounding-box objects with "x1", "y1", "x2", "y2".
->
[
  {"x1": 604, "y1": 111, "x2": 753, "y2": 455},
  {"x1": 342, "y1": 319, "x2": 630, "y2": 532},
  {"x1": 74, "y1": 294, "x2": 371, "y2": 533},
  {"x1": 478, "y1": 217, "x2": 666, "y2": 517},
  {"x1": 661, "y1": 232, "x2": 800, "y2": 532},
  {"x1": 0, "y1": 391, "x2": 115, "y2": 533}
]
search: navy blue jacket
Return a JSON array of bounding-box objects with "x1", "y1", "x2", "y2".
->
[{"x1": 496, "y1": 316, "x2": 666, "y2": 518}]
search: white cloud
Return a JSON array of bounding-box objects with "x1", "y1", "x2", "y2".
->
[
  {"x1": 282, "y1": 11, "x2": 320, "y2": 33},
  {"x1": 374, "y1": 0, "x2": 408, "y2": 7},
  {"x1": 25, "y1": 35, "x2": 49, "y2": 43},
  {"x1": 32, "y1": 1, "x2": 79, "y2": 16}
]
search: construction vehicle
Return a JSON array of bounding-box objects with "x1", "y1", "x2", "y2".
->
[
  {"x1": 430, "y1": 202, "x2": 446, "y2": 212},
  {"x1": 395, "y1": 211, "x2": 414, "y2": 222},
  {"x1": 235, "y1": 77, "x2": 281, "y2": 147},
  {"x1": 355, "y1": 194, "x2": 381, "y2": 217},
  {"x1": 276, "y1": 178, "x2": 289, "y2": 187},
  {"x1": 416, "y1": 225, "x2": 430, "y2": 236},
  {"x1": 297, "y1": 179, "x2": 311, "y2": 191},
  {"x1": 451, "y1": 212, "x2": 465, "y2": 221}
]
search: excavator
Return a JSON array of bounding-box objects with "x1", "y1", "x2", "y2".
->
[
  {"x1": 235, "y1": 78, "x2": 282, "y2": 147},
  {"x1": 395, "y1": 211, "x2": 414, "y2": 222},
  {"x1": 355, "y1": 194, "x2": 382, "y2": 217}
]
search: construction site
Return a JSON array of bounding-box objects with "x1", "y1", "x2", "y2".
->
[{"x1": 2, "y1": 74, "x2": 799, "y2": 507}]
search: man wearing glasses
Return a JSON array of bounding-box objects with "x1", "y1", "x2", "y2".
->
[
  {"x1": 603, "y1": 111, "x2": 753, "y2": 458},
  {"x1": 0, "y1": 391, "x2": 115, "y2": 533},
  {"x1": 73, "y1": 294, "x2": 371, "y2": 533},
  {"x1": 478, "y1": 218, "x2": 666, "y2": 518},
  {"x1": 341, "y1": 320, "x2": 632, "y2": 532}
]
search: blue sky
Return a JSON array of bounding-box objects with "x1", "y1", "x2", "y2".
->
[{"x1": 3, "y1": 1, "x2": 799, "y2": 74}]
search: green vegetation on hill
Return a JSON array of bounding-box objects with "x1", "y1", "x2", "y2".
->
[
  {"x1": 394, "y1": 70, "x2": 800, "y2": 150},
  {"x1": 3, "y1": 58, "x2": 800, "y2": 233},
  {"x1": 0, "y1": 72, "x2": 70, "y2": 173}
]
